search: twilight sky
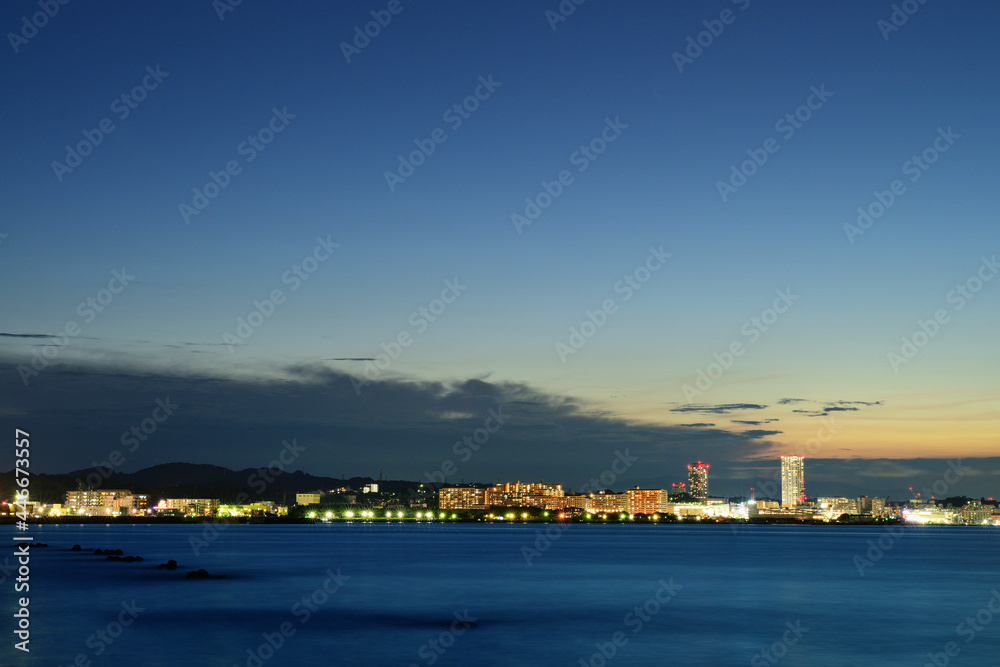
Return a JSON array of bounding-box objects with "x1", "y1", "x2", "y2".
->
[{"x1": 2, "y1": 1, "x2": 998, "y2": 498}]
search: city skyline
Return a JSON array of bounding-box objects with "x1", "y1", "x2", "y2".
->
[{"x1": 2, "y1": 2, "x2": 998, "y2": 501}]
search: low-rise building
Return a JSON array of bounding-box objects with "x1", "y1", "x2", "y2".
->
[
  {"x1": 65, "y1": 490, "x2": 148, "y2": 516},
  {"x1": 296, "y1": 493, "x2": 322, "y2": 506},
  {"x1": 588, "y1": 491, "x2": 627, "y2": 514},
  {"x1": 155, "y1": 498, "x2": 220, "y2": 516}
]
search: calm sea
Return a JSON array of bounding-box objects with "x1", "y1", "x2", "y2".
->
[{"x1": 2, "y1": 523, "x2": 998, "y2": 666}]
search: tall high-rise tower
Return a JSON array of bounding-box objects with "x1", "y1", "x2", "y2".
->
[
  {"x1": 781, "y1": 456, "x2": 805, "y2": 507},
  {"x1": 687, "y1": 461, "x2": 709, "y2": 499}
]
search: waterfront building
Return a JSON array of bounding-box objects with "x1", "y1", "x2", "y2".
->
[
  {"x1": 626, "y1": 488, "x2": 669, "y2": 515},
  {"x1": 439, "y1": 487, "x2": 487, "y2": 510},
  {"x1": 687, "y1": 462, "x2": 709, "y2": 499},
  {"x1": 65, "y1": 490, "x2": 148, "y2": 516},
  {"x1": 155, "y1": 498, "x2": 220, "y2": 516},
  {"x1": 781, "y1": 456, "x2": 805, "y2": 507},
  {"x1": 588, "y1": 491, "x2": 628, "y2": 513}
]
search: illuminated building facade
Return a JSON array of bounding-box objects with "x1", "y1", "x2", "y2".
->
[
  {"x1": 687, "y1": 462, "x2": 709, "y2": 499},
  {"x1": 65, "y1": 490, "x2": 147, "y2": 516},
  {"x1": 818, "y1": 497, "x2": 858, "y2": 516},
  {"x1": 485, "y1": 481, "x2": 563, "y2": 507},
  {"x1": 155, "y1": 498, "x2": 219, "y2": 516},
  {"x1": 588, "y1": 491, "x2": 627, "y2": 513},
  {"x1": 296, "y1": 493, "x2": 322, "y2": 506},
  {"x1": 626, "y1": 488, "x2": 669, "y2": 515},
  {"x1": 439, "y1": 487, "x2": 487, "y2": 510},
  {"x1": 781, "y1": 456, "x2": 805, "y2": 507}
]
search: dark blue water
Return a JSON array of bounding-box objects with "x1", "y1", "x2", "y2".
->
[{"x1": 2, "y1": 523, "x2": 998, "y2": 666}]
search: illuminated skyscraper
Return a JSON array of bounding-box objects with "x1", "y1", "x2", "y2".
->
[
  {"x1": 687, "y1": 462, "x2": 709, "y2": 499},
  {"x1": 781, "y1": 456, "x2": 805, "y2": 507}
]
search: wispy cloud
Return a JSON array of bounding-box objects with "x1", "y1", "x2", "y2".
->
[{"x1": 671, "y1": 403, "x2": 768, "y2": 414}]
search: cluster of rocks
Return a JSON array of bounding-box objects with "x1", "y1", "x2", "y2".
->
[{"x1": 69, "y1": 544, "x2": 221, "y2": 579}]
